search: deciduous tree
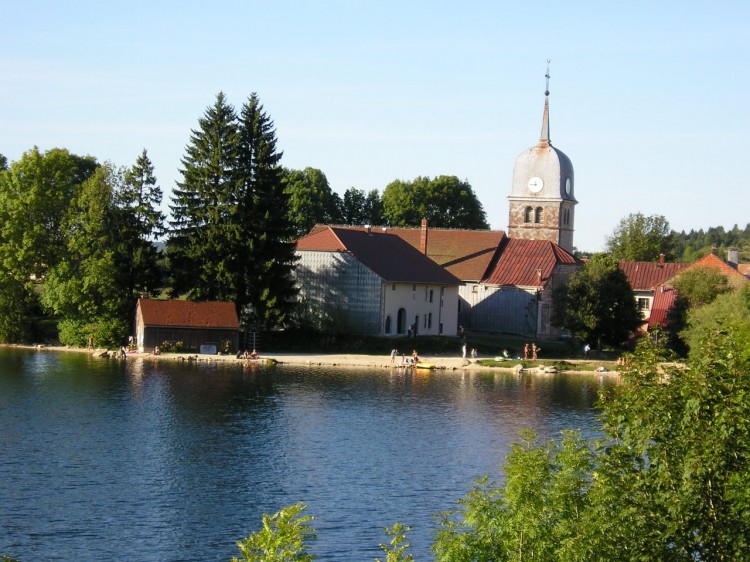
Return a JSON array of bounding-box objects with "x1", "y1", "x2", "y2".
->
[
  {"x1": 605, "y1": 212, "x2": 674, "y2": 261},
  {"x1": 382, "y1": 176, "x2": 489, "y2": 229},
  {"x1": 284, "y1": 167, "x2": 341, "y2": 236},
  {"x1": 551, "y1": 253, "x2": 641, "y2": 348}
]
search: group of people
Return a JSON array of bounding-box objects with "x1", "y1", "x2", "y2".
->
[
  {"x1": 523, "y1": 342, "x2": 540, "y2": 361},
  {"x1": 390, "y1": 348, "x2": 421, "y2": 366},
  {"x1": 237, "y1": 349, "x2": 260, "y2": 360},
  {"x1": 461, "y1": 343, "x2": 477, "y2": 359}
]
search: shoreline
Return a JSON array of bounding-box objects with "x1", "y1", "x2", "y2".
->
[{"x1": 5, "y1": 343, "x2": 620, "y2": 376}]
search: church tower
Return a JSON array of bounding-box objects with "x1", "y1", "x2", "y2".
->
[{"x1": 508, "y1": 64, "x2": 577, "y2": 252}]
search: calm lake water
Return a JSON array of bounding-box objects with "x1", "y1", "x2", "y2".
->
[{"x1": 0, "y1": 348, "x2": 614, "y2": 561}]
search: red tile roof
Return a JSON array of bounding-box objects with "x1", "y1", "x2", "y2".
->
[
  {"x1": 739, "y1": 264, "x2": 750, "y2": 277},
  {"x1": 689, "y1": 253, "x2": 750, "y2": 284},
  {"x1": 137, "y1": 299, "x2": 239, "y2": 329},
  {"x1": 308, "y1": 224, "x2": 504, "y2": 281},
  {"x1": 619, "y1": 261, "x2": 690, "y2": 291},
  {"x1": 648, "y1": 286, "x2": 679, "y2": 329},
  {"x1": 482, "y1": 238, "x2": 580, "y2": 287},
  {"x1": 297, "y1": 226, "x2": 460, "y2": 285}
]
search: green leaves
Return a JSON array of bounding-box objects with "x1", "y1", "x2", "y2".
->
[{"x1": 232, "y1": 503, "x2": 317, "y2": 562}]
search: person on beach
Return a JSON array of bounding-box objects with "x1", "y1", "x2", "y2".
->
[
  {"x1": 391, "y1": 349, "x2": 398, "y2": 364},
  {"x1": 532, "y1": 343, "x2": 539, "y2": 361},
  {"x1": 462, "y1": 343, "x2": 467, "y2": 359},
  {"x1": 523, "y1": 343, "x2": 529, "y2": 360}
]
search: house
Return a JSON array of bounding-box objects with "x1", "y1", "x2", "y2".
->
[
  {"x1": 307, "y1": 221, "x2": 580, "y2": 338},
  {"x1": 295, "y1": 226, "x2": 461, "y2": 336},
  {"x1": 135, "y1": 299, "x2": 240, "y2": 354},
  {"x1": 621, "y1": 249, "x2": 749, "y2": 333},
  {"x1": 619, "y1": 255, "x2": 691, "y2": 331},
  {"x1": 298, "y1": 71, "x2": 582, "y2": 339}
]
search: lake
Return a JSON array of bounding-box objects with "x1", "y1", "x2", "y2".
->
[{"x1": 0, "y1": 348, "x2": 614, "y2": 561}]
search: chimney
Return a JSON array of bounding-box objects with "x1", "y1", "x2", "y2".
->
[
  {"x1": 420, "y1": 218, "x2": 428, "y2": 255},
  {"x1": 728, "y1": 247, "x2": 739, "y2": 269},
  {"x1": 711, "y1": 246, "x2": 718, "y2": 255},
  {"x1": 659, "y1": 253, "x2": 665, "y2": 265}
]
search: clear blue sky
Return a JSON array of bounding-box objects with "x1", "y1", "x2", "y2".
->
[{"x1": 2, "y1": 1, "x2": 748, "y2": 252}]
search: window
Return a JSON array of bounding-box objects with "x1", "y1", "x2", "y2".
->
[
  {"x1": 392, "y1": 283, "x2": 396, "y2": 291},
  {"x1": 524, "y1": 206, "x2": 533, "y2": 223},
  {"x1": 637, "y1": 298, "x2": 651, "y2": 311},
  {"x1": 535, "y1": 207, "x2": 543, "y2": 223},
  {"x1": 428, "y1": 313, "x2": 433, "y2": 329},
  {"x1": 429, "y1": 289, "x2": 434, "y2": 303},
  {"x1": 385, "y1": 315, "x2": 392, "y2": 334}
]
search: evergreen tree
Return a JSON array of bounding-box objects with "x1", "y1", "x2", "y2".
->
[
  {"x1": 116, "y1": 149, "x2": 166, "y2": 300},
  {"x1": 167, "y1": 92, "x2": 241, "y2": 301},
  {"x1": 236, "y1": 93, "x2": 298, "y2": 329}
]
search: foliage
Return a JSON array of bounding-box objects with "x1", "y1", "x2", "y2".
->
[
  {"x1": 672, "y1": 265, "x2": 731, "y2": 308},
  {"x1": 41, "y1": 165, "x2": 128, "y2": 324},
  {"x1": 340, "y1": 186, "x2": 384, "y2": 226},
  {"x1": 430, "y1": 332, "x2": 750, "y2": 561},
  {"x1": 681, "y1": 285, "x2": 750, "y2": 365},
  {"x1": 433, "y1": 429, "x2": 593, "y2": 562},
  {"x1": 605, "y1": 212, "x2": 674, "y2": 261},
  {"x1": 57, "y1": 316, "x2": 129, "y2": 348},
  {"x1": 167, "y1": 91, "x2": 241, "y2": 301},
  {"x1": 284, "y1": 167, "x2": 342, "y2": 236},
  {"x1": 232, "y1": 503, "x2": 317, "y2": 562},
  {"x1": 382, "y1": 176, "x2": 489, "y2": 229},
  {"x1": 551, "y1": 253, "x2": 641, "y2": 349},
  {"x1": 377, "y1": 523, "x2": 415, "y2": 562},
  {"x1": 236, "y1": 93, "x2": 300, "y2": 330},
  {"x1": 672, "y1": 223, "x2": 750, "y2": 263},
  {"x1": 167, "y1": 92, "x2": 298, "y2": 330},
  {"x1": 0, "y1": 148, "x2": 97, "y2": 341}
]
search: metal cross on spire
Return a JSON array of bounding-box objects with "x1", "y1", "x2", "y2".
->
[{"x1": 545, "y1": 58, "x2": 551, "y2": 97}]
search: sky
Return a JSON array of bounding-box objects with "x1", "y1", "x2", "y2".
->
[{"x1": 2, "y1": 0, "x2": 748, "y2": 252}]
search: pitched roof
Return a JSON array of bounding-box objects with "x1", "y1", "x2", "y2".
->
[
  {"x1": 137, "y1": 299, "x2": 240, "y2": 329},
  {"x1": 481, "y1": 238, "x2": 580, "y2": 287},
  {"x1": 308, "y1": 224, "x2": 504, "y2": 281},
  {"x1": 688, "y1": 253, "x2": 750, "y2": 285},
  {"x1": 297, "y1": 226, "x2": 460, "y2": 285},
  {"x1": 619, "y1": 260, "x2": 691, "y2": 291},
  {"x1": 739, "y1": 264, "x2": 750, "y2": 278},
  {"x1": 648, "y1": 286, "x2": 679, "y2": 329}
]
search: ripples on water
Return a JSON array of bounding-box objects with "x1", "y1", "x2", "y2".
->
[{"x1": 0, "y1": 349, "x2": 614, "y2": 561}]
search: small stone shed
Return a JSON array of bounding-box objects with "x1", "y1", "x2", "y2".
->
[{"x1": 135, "y1": 299, "x2": 240, "y2": 354}]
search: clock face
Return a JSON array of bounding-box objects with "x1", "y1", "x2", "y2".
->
[
  {"x1": 527, "y1": 176, "x2": 544, "y2": 193},
  {"x1": 565, "y1": 177, "x2": 572, "y2": 195}
]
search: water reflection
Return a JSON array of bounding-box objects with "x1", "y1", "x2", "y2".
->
[{"x1": 0, "y1": 349, "x2": 615, "y2": 561}]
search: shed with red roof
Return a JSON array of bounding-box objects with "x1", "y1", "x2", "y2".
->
[{"x1": 135, "y1": 299, "x2": 240, "y2": 354}]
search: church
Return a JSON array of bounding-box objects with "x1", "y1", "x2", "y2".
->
[{"x1": 294, "y1": 72, "x2": 582, "y2": 339}]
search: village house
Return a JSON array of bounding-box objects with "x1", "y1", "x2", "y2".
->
[
  {"x1": 299, "y1": 75, "x2": 581, "y2": 339},
  {"x1": 295, "y1": 226, "x2": 461, "y2": 336},
  {"x1": 134, "y1": 299, "x2": 240, "y2": 354},
  {"x1": 621, "y1": 248, "x2": 750, "y2": 333}
]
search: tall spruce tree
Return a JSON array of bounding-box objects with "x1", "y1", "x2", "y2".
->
[
  {"x1": 167, "y1": 92, "x2": 241, "y2": 301},
  {"x1": 236, "y1": 93, "x2": 298, "y2": 329},
  {"x1": 116, "y1": 149, "x2": 166, "y2": 300}
]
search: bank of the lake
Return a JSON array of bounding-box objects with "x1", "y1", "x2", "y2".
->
[{"x1": 6, "y1": 343, "x2": 622, "y2": 376}]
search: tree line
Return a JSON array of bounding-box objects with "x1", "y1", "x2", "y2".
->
[{"x1": 0, "y1": 92, "x2": 489, "y2": 347}]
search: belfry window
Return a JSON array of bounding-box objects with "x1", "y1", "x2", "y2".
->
[
  {"x1": 524, "y1": 207, "x2": 533, "y2": 223},
  {"x1": 535, "y1": 207, "x2": 543, "y2": 223}
]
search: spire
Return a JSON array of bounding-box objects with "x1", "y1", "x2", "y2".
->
[{"x1": 540, "y1": 59, "x2": 551, "y2": 145}]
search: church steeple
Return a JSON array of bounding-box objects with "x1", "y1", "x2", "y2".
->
[
  {"x1": 507, "y1": 59, "x2": 577, "y2": 252},
  {"x1": 540, "y1": 59, "x2": 551, "y2": 145}
]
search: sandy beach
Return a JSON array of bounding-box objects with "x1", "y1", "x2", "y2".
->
[{"x1": 15, "y1": 344, "x2": 610, "y2": 374}]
